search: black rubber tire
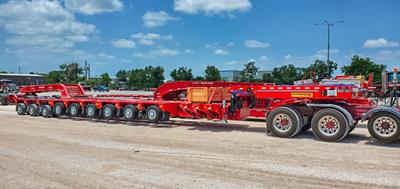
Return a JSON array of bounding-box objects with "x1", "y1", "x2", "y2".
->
[
  {"x1": 161, "y1": 112, "x2": 170, "y2": 121},
  {"x1": 16, "y1": 103, "x2": 27, "y2": 115},
  {"x1": 41, "y1": 105, "x2": 52, "y2": 118},
  {"x1": 28, "y1": 104, "x2": 39, "y2": 116},
  {"x1": 53, "y1": 103, "x2": 65, "y2": 117},
  {"x1": 311, "y1": 108, "x2": 349, "y2": 142},
  {"x1": 266, "y1": 107, "x2": 303, "y2": 138},
  {"x1": 102, "y1": 104, "x2": 116, "y2": 120},
  {"x1": 68, "y1": 103, "x2": 81, "y2": 117},
  {"x1": 146, "y1": 105, "x2": 162, "y2": 123},
  {"x1": 123, "y1": 105, "x2": 138, "y2": 121},
  {"x1": 85, "y1": 104, "x2": 98, "y2": 119},
  {"x1": 368, "y1": 112, "x2": 400, "y2": 143}
]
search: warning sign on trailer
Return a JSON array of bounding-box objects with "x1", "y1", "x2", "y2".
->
[{"x1": 291, "y1": 92, "x2": 313, "y2": 98}]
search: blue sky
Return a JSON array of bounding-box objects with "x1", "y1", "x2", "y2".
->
[{"x1": 0, "y1": 0, "x2": 399, "y2": 78}]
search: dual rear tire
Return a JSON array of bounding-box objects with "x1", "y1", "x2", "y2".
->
[{"x1": 267, "y1": 107, "x2": 350, "y2": 142}]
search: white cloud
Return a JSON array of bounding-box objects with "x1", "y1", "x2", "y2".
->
[
  {"x1": 225, "y1": 60, "x2": 238, "y2": 65},
  {"x1": 174, "y1": 0, "x2": 251, "y2": 15},
  {"x1": 65, "y1": 0, "x2": 123, "y2": 15},
  {"x1": 0, "y1": 0, "x2": 95, "y2": 53},
  {"x1": 111, "y1": 39, "x2": 135, "y2": 48},
  {"x1": 226, "y1": 42, "x2": 234, "y2": 47},
  {"x1": 244, "y1": 39, "x2": 270, "y2": 48},
  {"x1": 259, "y1": 55, "x2": 268, "y2": 61},
  {"x1": 134, "y1": 47, "x2": 181, "y2": 58},
  {"x1": 184, "y1": 49, "x2": 195, "y2": 54},
  {"x1": 215, "y1": 49, "x2": 229, "y2": 55},
  {"x1": 364, "y1": 38, "x2": 399, "y2": 49},
  {"x1": 131, "y1": 33, "x2": 173, "y2": 46},
  {"x1": 150, "y1": 48, "x2": 180, "y2": 56},
  {"x1": 98, "y1": 53, "x2": 115, "y2": 59},
  {"x1": 142, "y1": 11, "x2": 178, "y2": 28}
]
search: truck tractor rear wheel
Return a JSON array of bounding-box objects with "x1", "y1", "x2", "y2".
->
[
  {"x1": 85, "y1": 104, "x2": 98, "y2": 119},
  {"x1": 368, "y1": 112, "x2": 400, "y2": 143},
  {"x1": 146, "y1": 105, "x2": 162, "y2": 123},
  {"x1": 102, "y1": 104, "x2": 116, "y2": 120},
  {"x1": 53, "y1": 103, "x2": 65, "y2": 117},
  {"x1": 16, "y1": 103, "x2": 27, "y2": 115},
  {"x1": 28, "y1": 104, "x2": 39, "y2": 116},
  {"x1": 266, "y1": 107, "x2": 303, "y2": 138},
  {"x1": 123, "y1": 105, "x2": 138, "y2": 121},
  {"x1": 41, "y1": 105, "x2": 52, "y2": 118},
  {"x1": 311, "y1": 108, "x2": 349, "y2": 142},
  {"x1": 69, "y1": 103, "x2": 81, "y2": 117}
]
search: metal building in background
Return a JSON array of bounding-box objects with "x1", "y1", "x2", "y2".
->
[{"x1": 0, "y1": 73, "x2": 45, "y2": 85}]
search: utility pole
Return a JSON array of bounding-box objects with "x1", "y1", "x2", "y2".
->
[
  {"x1": 18, "y1": 66, "x2": 21, "y2": 74},
  {"x1": 315, "y1": 20, "x2": 343, "y2": 78}
]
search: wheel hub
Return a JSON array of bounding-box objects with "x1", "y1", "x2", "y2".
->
[
  {"x1": 318, "y1": 116, "x2": 340, "y2": 136},
  {"x1": 148, "y1": 109, "x2": 156, "y2": 120},
  {"x1": 373, "y1": 116, "x2": 397, "y2": 137},
  {"x1": 272, "y1": 113, "x2": 292, "y2": 132}
]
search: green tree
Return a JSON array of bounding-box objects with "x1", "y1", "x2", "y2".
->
[
  {"x1": 0, "y1": 71, "x2": 7, "y2": 73},
  {"x1": 128, "y1": 66, "x2": 165, "y2": 89},
  {"x1": 341, "y1": 55, "x2": 386, "y2": 82},
  {"x1": 170, "y1": 67, "x2": 193, "y2": 81},
  {"x1": 44, "y1": 70, "x2": 62, "y2": 84},
  {"x1": 271, "y1": 64, "x2": 302, "y2": 84},
  {"x1": 59, "y1": 63, "x2": 83, "y2": 83},
  {"x1": 261, "y1": 73, "x2": 274, "y2": 83},
  {"x1": 304, "y1": 59, "x2": 338, "y2": 81},
  {"x1": 100, "y1": 73, "x2": 111, "y2": 86},
  {"x1": 239, "y1": 61, "x2": 258, "y2": 82},
  {"x1": 116, "y1": 70, "x2": 128, "y2": 82},
  {"x1": 193, "y1": 76, "x2": 205, "y2": 80},
  {"x1": 204, "y1": 66, "x2": 221, "y2": 81}
]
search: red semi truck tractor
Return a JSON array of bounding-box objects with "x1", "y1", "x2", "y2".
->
[{"x1": 9, "y1": 81, "x2": 400, "y2": 143}]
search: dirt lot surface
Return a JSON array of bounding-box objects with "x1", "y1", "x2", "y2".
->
[{"x1": 0, "y1": 105, "x2": 399, "y2": 189}]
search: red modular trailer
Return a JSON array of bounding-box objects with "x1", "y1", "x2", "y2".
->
[{"x1": 10, "y1": 81, "x2": 400, "y2": 143}]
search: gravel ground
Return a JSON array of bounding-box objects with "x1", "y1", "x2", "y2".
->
[{"x1": 0, "y1": 105, "x2": 400, "y2": 189}]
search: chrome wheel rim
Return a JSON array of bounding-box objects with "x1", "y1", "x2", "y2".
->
[
  {"x1": 318, "y1": 116, "x2": 340, "y2": 136},
  {"x1": 55, "y1": 106, "x2": 61, "y2": 114},
  {"x1": 29, "y1": 106, "x2": 34, "y2": 114},
  {"x1": 70, "y1": 106, "x2": 77, "y2": 115},
  {"x1": 272, "y1": 113, "x2": 292, "y2": 132},
  {"x1": 373, "y1": 116, "x2": 398, "y2": 137},
  {"x1": 42, "y1": 108, "x2": 48, "y2": 116},
  {"x1": 148, "y1": 109, "x2": 157, "y2": 120},
  {"x1": 124, "y1": 108, "x2": 133, "y2": 118},
  {"x1": 104, "y1": 107, "x2": 112, "y2": 117},
  {"x1": 17, "y1": 105, "x2": 23, "y2": 114},
  {"x1": 87, "y1": 107, "x2": 94, "y2": 116}
]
